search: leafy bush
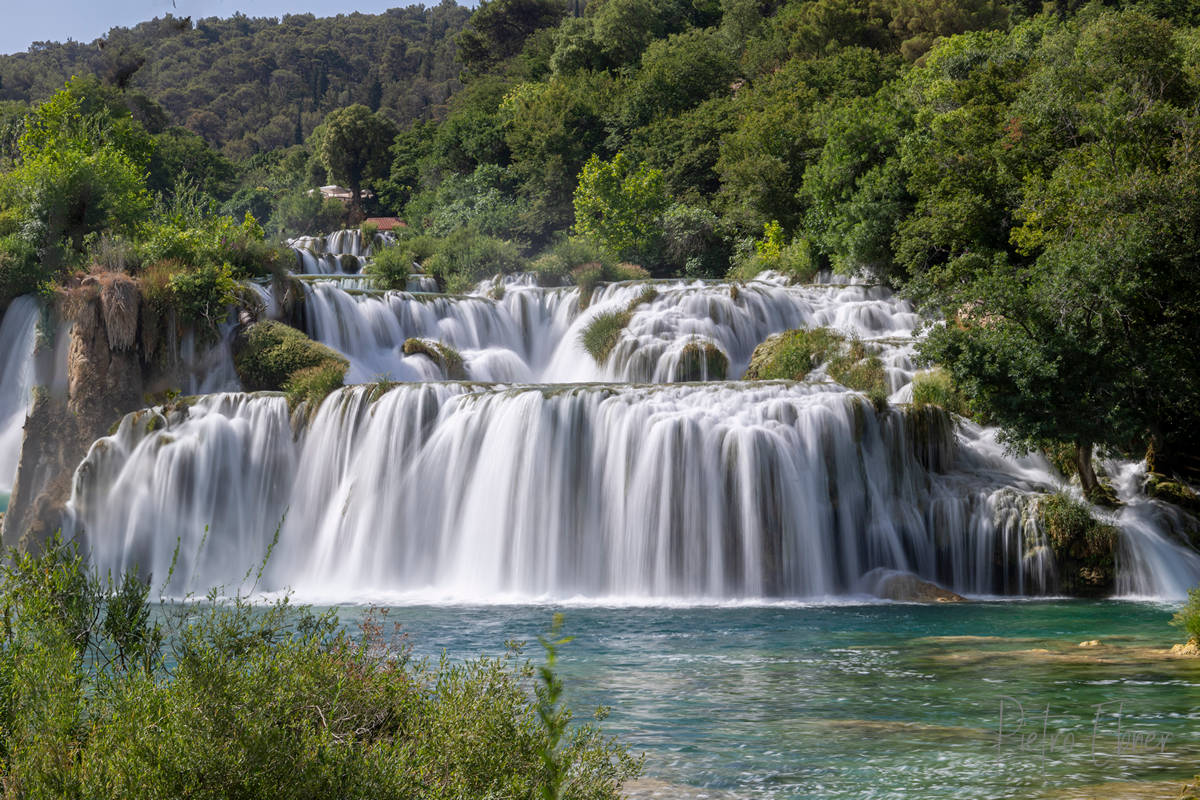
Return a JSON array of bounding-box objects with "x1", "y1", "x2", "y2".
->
[
  {"x1": 728, "y1": 221, "x2": 817, "y2": 283},
  {"x1": 0, "y1": 234, "x2": 48, "y2": 309},
  {"x1": 743, "y1": 327, "x2": 844, "y2": 380},
  {"x1": 1172, "y1": 586, "x2": 1200, "y2": 645},
  {"x1": 911, "y1": 367, "x2": 970, "y2": 416},
  {"x1": 235, "y1": 320, "x2": 349, "y2": 391},
  {"x1": 0, "y1": 539, "x2": 641, "y2": 798},
  {"x1": 367, "y1": 244, "x2": 412, "y2": 290},
  {"x1": 425, "y1": 228, "x2": 528, "y2": 294},
  {"x1": 166, "y1": 261, "x2": 238, "y2": 328}
]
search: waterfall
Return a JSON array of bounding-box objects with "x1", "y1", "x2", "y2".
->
[
  {"x1": 288, "y1": 229, "x2": 436, "y2": 291},
  {"x1": 0, "y1": 297, "x2": 39, "y2": 507},
  {"x1": 298, "y1": 278, "x2": 921, "y2": 386},
  {"x1": 48, "y1": 257, "x2": 1200, "y2": 602},
  {"x1": 70, "y1": 382, "x2": 1065, "y2": 601}
]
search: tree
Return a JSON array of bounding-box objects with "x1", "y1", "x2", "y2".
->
[
  {"x1": 313, "y1": 105, "x2": 397, "y2": 216},
  {"x1": 572, "y1": 152, "x2": 668, "y2": 267},
  {"x1": 456, "y1": 0, "x2": 567, "y2": 73}
]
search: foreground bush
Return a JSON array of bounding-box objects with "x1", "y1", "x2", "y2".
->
[
  {"x1": 1173, "y1": 586, "x2": 1200, "y2": 646},
  {"x1": 0, "y1": 539, "x2": 641, "y2": 798}
]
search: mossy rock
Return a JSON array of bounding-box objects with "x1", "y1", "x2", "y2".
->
[
  {"x1": 402, "y1": 338, "x2": 467, "y2": 380},
  {"x1": 1146, "y1": 474, "x2": 1200, "y2": 514},
  {"x1": 743, "y1": 328, "x2": 844, "y2": 381},
  {"x1": 676, "y1": 339, "x2": 728, "y2": 382},
  {"x1": 910, "y1": 368, "x2": 970, "y2": 417},
  {"x1": 235, "y1": 320, "x2": 348, "y2": 392},
  {"x1": 580, "y1": 310, "x2": 632, "y2": 366},
  {"x1": 1035, "y1": 493, "x2": 1118, "y2": 597}
]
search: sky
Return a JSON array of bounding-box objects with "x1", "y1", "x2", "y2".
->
[{"x1": 2, "y1": 0, "x2": 440, "y2": 56}]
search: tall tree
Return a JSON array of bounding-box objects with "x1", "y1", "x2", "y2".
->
[{"x1": 313, "y1": 105, "x2": 397, "y2": 216}]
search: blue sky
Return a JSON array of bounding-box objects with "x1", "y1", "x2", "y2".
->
[{"x1": 2, "y1": 1, "x2": 442, "y2": 56}]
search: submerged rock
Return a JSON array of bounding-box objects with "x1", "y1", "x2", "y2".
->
[{"x1": 859, "y1": 568, "x2": 966, "y2": 603}]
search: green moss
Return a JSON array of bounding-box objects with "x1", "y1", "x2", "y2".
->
[
  {"x1": 284, "y1": 362, "x2": 347, "y2": 412},
  {"x1": 1035, "y1": 493, "x2": 1119, "y2": 596},
  {"x1": 235, "y1": 320, "x2": 349, "y2": 392},
  {"x1": 743, "y1": 328, "x2": 845, "y2": 381},
  {"x1": 676, "y1": 339, "x2": 728, "y2": 381},
  {"x1": 910, "y1": 368, "x2": 970, "y2": 417},
  {"x1": 402, "y1": 338, "x2": 467, "y2": 380},
  {"x1": 580, "y1": 310, "x2": 633, "y2": 366},
  {"x1": 628, "y1": 285, "x2": 658, "y2": 311},
  {"x1": 1146, "y1": 475, "x2": 1200, "y2": 513}
]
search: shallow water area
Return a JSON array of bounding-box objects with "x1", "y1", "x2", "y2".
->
[{"x1": 320, "y1": 601, "x2": 1199, "y2": 800}]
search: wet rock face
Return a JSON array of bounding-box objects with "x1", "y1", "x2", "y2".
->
[
  {"x1": 859, "y1": 568, "x2": 966, "y2": 603},
  {"x1": 3, "y1": 284, "x2": 146, "y2": 550}
]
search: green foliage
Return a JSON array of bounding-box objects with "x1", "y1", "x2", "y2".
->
[
  {"x1": 573, "y1": 153, "x2": 668, "y2": 267},
  {"x1": 529, "y1": 237, "x2": 613, "y2": 287},
  {"x1": 1035, "y1": 492, "x2": 1118, "y2": 596},
  {"x1": 0, "y1": 542, "x2": 640, "y2": 798},
  {"x1": 313, "y1": 105, "x2": 398, "y2": 211},
  {"x1": 283, "y1": 362, "x2": 347, "y2": 412},
  {"x1": 367, "y1": 243, "x2": 413, "y2": 291},
  {"x1": 827, "y1": 346, "x2": 889, "y2": 409},
  {"x1": 234, "y1": 320, "x2": 349, "y2": 392},
  {"x1": 424, "y1": 228, "x2": 528, "y2": 294},
  {"x1": 580, "y1": 310, "x2": 633, "y2": 365},
  {"x1": 743, "y1": 327, "x2": 845, "y2": 381},
  {"x1": 1172, "y1": 586, "x2": 1200, "y2": 645},
  {"x1": 0, "y1": 234, "x2": 46, "y2": 308},
  {"x1": 910, "y1": 367, "x2": 969, "y2": 416},
  {"x1": 166, "y1": 261, "x2": 238, "y2": 328},
  {"x1": 457, "y1": 0, "x2": 566, "y2": 73},
  {"x1": 267, "y1": 189, "x2": 345, "y2": 237},
  {"x1": 729, "y1": 221, "x2": 817, "y2": 282}
]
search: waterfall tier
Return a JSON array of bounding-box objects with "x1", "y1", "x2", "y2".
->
[{"x1": 71, "y1": 382, "x2": 1091, "y2": 602}]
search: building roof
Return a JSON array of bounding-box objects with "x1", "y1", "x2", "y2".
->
[{"x1": 364, "y1": 217, "x2": 407, "y2": 231}]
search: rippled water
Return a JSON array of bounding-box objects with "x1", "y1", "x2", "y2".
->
[{"x1": 328, "y1": 602, "x2": 1199, "y2": 800}]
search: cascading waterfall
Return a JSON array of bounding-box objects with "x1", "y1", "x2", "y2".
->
[
  {"x1": 288, "y1": 229, "x2": 438, "y2": 291},
  {"x1": 0, "y1": 297, "x2": 39, "y2": 507},
  {"x1": 71, "y1": 382, "x2": 1060, "y2": 601},
  {"x1": 53, "y1": 263, "x2": 1200, "y2": 602},
  {"x1": 299, "y1": 277, "x2": 922, "y2": 387}
]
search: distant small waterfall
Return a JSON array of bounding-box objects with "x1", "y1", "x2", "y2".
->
[
  {"x1": 289, "y1": 229, "x2": 438, "y2": 292},
  {"x1": 70, "y1": 382, "x2": 1067, "y2": 601},
  {"x1": 0, "y1": 297, "x2": 39, "y2": 506}
]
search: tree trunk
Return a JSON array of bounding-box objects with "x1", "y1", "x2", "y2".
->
[{"x1": 1075, "y1": 440, "x2": 1100, "y2": 499}]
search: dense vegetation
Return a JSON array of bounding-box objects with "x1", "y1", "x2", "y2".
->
[
  {"x1": 1, "y1": 0, "x2": 1198, "y2": 488},
  {"x1": 0, "y1": 538, "x2": 639, "y2": 796}
]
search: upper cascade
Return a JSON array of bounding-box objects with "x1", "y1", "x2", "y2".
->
[
  {"x1": 288, "y1": 228, "x2": 438, "y2": 292},
  {"x1": 297, "y1": 275, "x2": 920, "y2": 387}
]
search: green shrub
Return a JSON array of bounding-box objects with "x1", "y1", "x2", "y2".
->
[
  {"x1": 235, "y1": 320, "x2": 349, "y2": 391},
  {"x1": 0, "y1": 234, "x2": 49, "y2": 309},
  {"x1": 580, "y1": 310, "x2": 633, "y2": 365},
  {"x1": 167, "y1": 261, "x2": 238, "y2": 328},
  {"x1": 910, "y1": 367, "x2": 969, "y2": 416},
  {"x1": 0, "y1": 539, "x2": 642, "y2": 798},
  {"x1": 1172, "y1": 586, "x2": 1200, "y2": 645},
  {"x1": 728, "y1": 222, "x2": 817, "y2": 283},
  {"x1": 1035, "y1": 492, "x2": 1119, "y2": 596},
  {"x1": 530, "y1": 237, "x2": 612, "y2": 287},
  {"x1": 283, "y1": 362, "x2": 346, "y2": 411},
  {"x1": 359, "y1": 220, "x2": 379, "y2": 242},
  {"x1": 425, "y1": 228, "x2": 528, "y2": 294},
  {"x1": 367, "y1": 244, "x2": 412, "y2": 291},
  {"x1": 743, "y1": 328, "x2": 845, "y2": 380}
]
